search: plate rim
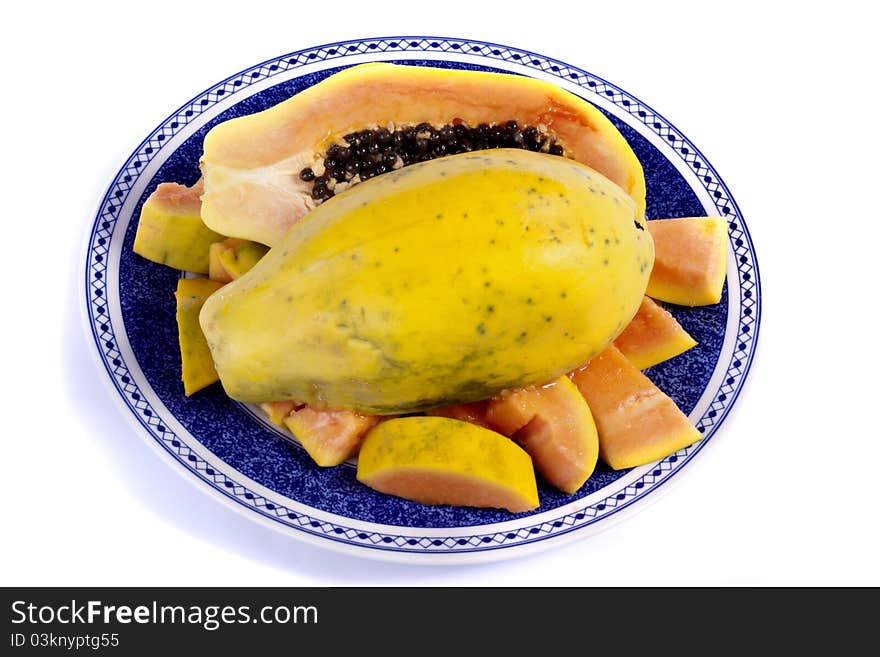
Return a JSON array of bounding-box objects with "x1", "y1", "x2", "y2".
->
[{"x1": 81, "y1": 35, "x2": 762, "y2": 563}]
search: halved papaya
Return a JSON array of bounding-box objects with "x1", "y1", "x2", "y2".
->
[
  {"x1": 647, "y1": 217, "x2": 728, "y2": 306},
  {"x1": 613, "y1": 296, "x2": 697, "y2": 369},
  {"x1": 200, "y1": 63, "x2": 646, "y2": 246},
  {"x1": 569, "y1": 345, "x2": 702, "y2": 469}
]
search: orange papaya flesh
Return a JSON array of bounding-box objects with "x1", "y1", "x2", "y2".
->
[
  {"x1": 486, "y1": 376, "x2": 599, "y2": 494},
  {"x1": 200, "y1": 63, "x2": 646, "y2": 246},
  {"x1": 427, "y1": 401, "x2": 493, "y2": 430},
  {"x1": 569, "y1": 345, "x2": 702, "y2": 470},
  {"x1": 646, "y1": 217, "x2": 728, "y2": 306},
  {"x1": 284, "y1": 406, "x2": 379, "y2": 467},
  {"x1": 613, "y1": 296, "x2": 697, "y2": 369},
  {"x1": 259, "y1": 400, "x2": 304, "y2": 427}
]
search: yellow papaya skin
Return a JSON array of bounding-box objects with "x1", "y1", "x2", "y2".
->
[
  {"x1": 200, "y1": 63, "x2": 646, "y2": 246},
  {"x1": 200, "y1": 149, "x2": 654, "y2": 414},
  {"x1": 175, "y1": 277, "x2": 225, "y2": 395}
]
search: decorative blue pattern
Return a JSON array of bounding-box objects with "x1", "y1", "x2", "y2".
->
[{"x1": 84, "y1": 37, "x2": 761, "y2": 557}]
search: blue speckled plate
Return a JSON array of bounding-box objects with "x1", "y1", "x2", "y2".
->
[{"x1": 82, "y1": 37, "x2": 761, "y2": 563}]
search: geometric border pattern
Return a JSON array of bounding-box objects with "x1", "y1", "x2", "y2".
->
[{"x1": 83, "y1": 36, "x2": 761, "y2": 556}]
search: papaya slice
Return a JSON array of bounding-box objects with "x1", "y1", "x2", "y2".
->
[
  {"x1": 284, "y1": 406, "x2": 379, "y2": 467},
  {"x1": 134, "y1": 180, "x2": 224, "y2": 273},
  {"x1": 208, "y1": 238, "x2": 241, "y2": 283},
  {"x1": 646, "y1": 217, "x2": 728, "y2": 306},
  {"x1": 174, "y1": 277, "x2": 224, "y2": 395},
  {"x1": 486, "y1": 376, "x2": 598, "y2": 494},
  {"x1": 218, "y1": 240, "x2": 268, "y2": 279},
  {"x1": 208, "y1": 238, "x2": 268, "y2": 282},
  {"x1": 569, "y1": 345, "x2": 702, "y2": 469},
  {"x1": 614, "y1": 296, "x2": 697, "y2": 369},
  {"x1": 427, "y1": 400, "x2": 493, "y2": 430},
  {"x1": 259, "y1": 400, "x2": 303, "y2": 427},
  {"x1": 200, "y1": 63, "x2": 646, "y2": 246},
  {"x1": 357, "y1": 416, "x2": 539, "y2": 512}
]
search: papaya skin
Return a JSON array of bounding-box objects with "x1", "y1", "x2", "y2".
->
[
  {"x1": 175, "y1": 277, "x2": 225, "y2": 396},
  {"x1": 200, "y1": 63, "x2": 646, "y2": 246},
  {"x1": 199, "y1": 150, "x2": 653, "y2": 414}
]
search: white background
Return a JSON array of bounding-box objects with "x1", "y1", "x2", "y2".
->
[{"x1": 2, "y1": 0, "x2": 877, "y2": 586}]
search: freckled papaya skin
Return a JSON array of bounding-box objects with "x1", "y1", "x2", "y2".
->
[
  {"x1": 199, "y1": 63, "x2": 646, "y2": 246},
  {"x1": 199, "y1": 149, "x2": 654, "y2": 414}
]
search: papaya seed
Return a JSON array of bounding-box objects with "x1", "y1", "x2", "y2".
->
[{"x1": 300, "y1": 119, "x2": 569, "y2": 203}]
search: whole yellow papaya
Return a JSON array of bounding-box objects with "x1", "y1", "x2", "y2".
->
[{"x1": 199, "y1": 149, "x2": 653, "y2": 414}]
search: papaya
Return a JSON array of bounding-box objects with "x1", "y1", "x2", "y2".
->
[
  {"x1": 208, "y1": 243, "x2": 234, "y2": 283},
  {"x1": 284, "y1": 406, "x2": 378, "y2": 467},
  {"x1": 200, "y1": 63, "x2": 646, "y2": 246},
  {"x1": 485, "y1": 376, "x2": 598, "y2": 494},
  {"x1": 209, "y1": 238, "x2": 244, "y2": 283},
  {"x1": 646, "y1": 217, "x2": 728, "y2": 306},
  {"x1": 260, "y1": 398, "x2": 376, "y2": 467},
  {"x1": 357, "y1": 416, "x2": 539, "y2": 512},
  {"x1": 259, "y1": 400, "x2": 302, "y2": 426},
  {"x1": 613, "y1": 296, "x2": 697, "y2": 369},
  {"x1": 199, "y1": 149, "x2": 653, "y2": 414},
  {"x1": 569, "y1": 345, "x2": 702, "y2": 469},
  {"x1": 208, "y1": 238, "x2": 268, "y2": 283},
  {"x1": 175, "y1": 277, "x2": 224, "y2": 395},
  {"x1": 133, "y1": 180, "x2": 224, "y2": 273},
  {"x1": 427, "y1": 401, "x2": 493, "y2": 430}
]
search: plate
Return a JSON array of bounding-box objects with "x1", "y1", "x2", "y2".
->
[{"x1": 82, "y1": 37, "x2": 761, "y2": 563}]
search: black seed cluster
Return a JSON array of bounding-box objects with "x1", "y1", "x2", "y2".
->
[{"x1": 299, "y1": 120, "x2": 566, "y2": 202}]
